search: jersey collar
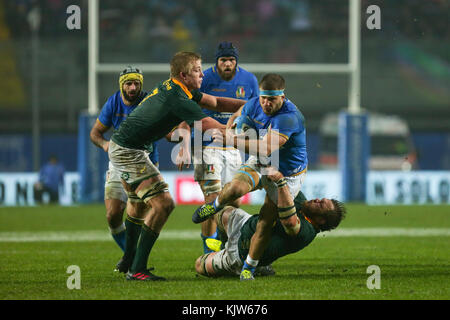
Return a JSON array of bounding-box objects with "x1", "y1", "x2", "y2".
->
[
  {"x1": 171, "y1": 78, "x2": 193, "y2": 99},
  {"x1": 303, "y1": 214, "x2": 320, "y2": 232}
]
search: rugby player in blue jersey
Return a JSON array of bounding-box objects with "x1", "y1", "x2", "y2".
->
[
  {"x1": 90, "y1": 66, "x2": 159, "y2": 270},
  {"x1": 194, "y1": 42, "x2": 259, "y2": 254},
  {"x1": 192, "y1": 73, "x2": 309, "y2": 280}
]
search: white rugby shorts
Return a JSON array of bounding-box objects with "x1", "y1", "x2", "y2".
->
[{"x1": 194, "y1": 147, "x2": 242, "y2": 186}]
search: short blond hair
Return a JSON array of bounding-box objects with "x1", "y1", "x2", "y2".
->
[{"x1": 170, "y1": 51, "x2": 202, "y2": 78}]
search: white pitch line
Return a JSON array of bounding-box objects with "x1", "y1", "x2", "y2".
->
[{"x1": 0, "y1": 228, "x2": 449, "y2": 243}]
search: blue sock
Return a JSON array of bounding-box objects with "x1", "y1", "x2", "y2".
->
[
  {"x1": 242, "y1": 261, "x2": 256, "y2": 273},
  {"x1": 112, "y1": 230, "x2": 126, "y2": 252},
  {"x1": 201, "y1": 233, "x2": 213, "y2": 254}
]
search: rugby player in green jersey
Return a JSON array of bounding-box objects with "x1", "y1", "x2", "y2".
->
[
  {"x1": 195, "y1": 167, "x2": 346, "y2": 279},
  {"x1": 108, "y1": 52, "x2": 246, "y2": 281}
]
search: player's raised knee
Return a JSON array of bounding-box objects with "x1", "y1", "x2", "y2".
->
[
  {"x1": 225, "y1": 179, "x2": 249, "y2": 199},
  {"x1": 195, "y1": 256, "x2": 204, "y2": 275}
]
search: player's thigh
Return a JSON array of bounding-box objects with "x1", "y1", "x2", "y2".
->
[
  {"x1": 262, "y1": 172, "x2": 306, "y2": 204},
  {"x1": 196, "y1": 250, "x2": 240, "y2": 277},
  {"x1": 104, "y1": 166, "x2": 128, "y2": 204},
  {"x1": 194, "y1": 148, "x2": 223, "y2": 181},
  {"x1": 221, "y1": 149, "x2": 242, "y2": 185},
  {"x1": 226, "y1": 156, "x2": 262, "y2": 195},
  {"x1": 134, "y1": 174, "x2": 172, "y2": 211},
  {"x1": 108, "y1": 140, "x2": 160, "y2": 188}
]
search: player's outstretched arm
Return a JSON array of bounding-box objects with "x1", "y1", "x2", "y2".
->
[
  {"x1": 199, "y1": 93, "x2": 246, "y2": 113},
  {"x1": 90, "y1": 119, "x2": 110, "y2": 152},
  {"x1": 267, "y1": 168, "x2": 301, "y2": 236}
]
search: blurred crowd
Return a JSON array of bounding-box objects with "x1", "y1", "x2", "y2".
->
[{"x1": 5, "y1": 0, "x2": 448, "y2": 40}]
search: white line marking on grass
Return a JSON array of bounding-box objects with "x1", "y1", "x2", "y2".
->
[
  {"x1": 322, "y1": 228, "x2": 450, "y2": 237},
  {"x1": 0, "y1": 228, "x2": 449, "y2": 242}
]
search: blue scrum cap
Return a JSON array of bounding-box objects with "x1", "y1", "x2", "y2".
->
[{"x1": 215, "y1": 41, "x2": 239, "y2": 63}]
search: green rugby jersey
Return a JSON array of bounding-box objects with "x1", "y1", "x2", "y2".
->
[
  {"x1": 237, "y1": 192, "x2": 317, "y2": 266},
  {"x1": 111, "y1": 78, "x2": 207, "y2": 150}
]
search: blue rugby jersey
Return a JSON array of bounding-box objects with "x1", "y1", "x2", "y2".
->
[
  {"x1": 98, "y1": 90, "x2": 159, "y2": 164},
  {"x1": 98, "y1": 90, "x2": 145, "y2": 129},
  {"x1": 197, "y1": 66, "x2": 259, "y2": 147},
  {"x1": 240, "y1": 97, "x2": 308, "y2": 176}
]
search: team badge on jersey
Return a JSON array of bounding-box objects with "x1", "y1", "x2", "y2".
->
[
  {"x1": 236, "y1": 86, "x2": 245, "y2": 98},
  {"x1": 206, "y1": 164, "x2": 215, "y2": 174},
  {"x1": 121, "y1": 172, "x2": 130, "y2": 181}
]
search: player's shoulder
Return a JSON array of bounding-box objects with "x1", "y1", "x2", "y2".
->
[
  {"x1": 203, "y1": 66, "x2": 215, "y2": 77},
  {"x1": 160, "y1": 78, "x2": 185, "y2": 97},
  {"x1": 236, "y1": 66, "x2": 257, "y2": 80},
  {"x1": 135, "y1": 91, "x2": 148, "y2": 105},
  {"x1": 106, "y1": 90, "x2": 121, "y2": 104},
  {"x1": 298, "y1": 215, "x2": 318, "y2": 239},
  {"x1": 280, "y1": 99, "x2": 304, "y2": 118},
  {"x1": 243, "y1": 96, "x2": 260, "y2": 112},
  {"x1": 246, "y1": 96, "x2": 260, "y2": 106},
  {"x1": 201, "y1": 67, "x2": 219, "y2": 89},
  {"x1": 283, "y1": 98, "x2": 300, "y2": 111},
  {"x1": 102, "y1": 90, "x2": 122, "y2": 110}
]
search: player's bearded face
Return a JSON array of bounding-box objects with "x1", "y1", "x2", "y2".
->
[
  {"x1": 303, "y1": 198, "x2": 335, "y2": 222},
  {"x1": 122, "y1": 80, "x2": 141, "y2": 103},
  {"x1": 260, "y1": 95, "x2": 284, "y2": 115},
  {"x1": 217, "y1": 57, "x2": 237, "y2": 81}
]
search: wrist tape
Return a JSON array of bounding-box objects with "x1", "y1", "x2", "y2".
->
[
  {"x1": 278, "y1": 205, "x2": 296, "y2": 219},
  {"x1": 276, "y1": 177, "x2": 287, "y2": 188}
]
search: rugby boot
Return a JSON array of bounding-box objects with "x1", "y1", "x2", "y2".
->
[
  {"x1": 192, "y1": 202, "x2": 219, "y2": 224},
  {"x1": 126, "y1": 269, "x2": 166, "y2": 281}
]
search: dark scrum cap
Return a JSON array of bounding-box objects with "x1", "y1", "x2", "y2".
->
[{"x1": 215, "y1": 41, "x2": 239, "y2": 63}]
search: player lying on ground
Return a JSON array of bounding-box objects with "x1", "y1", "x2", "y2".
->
[
  {"x1": 192, "y1": 73, "x2": 309, "y2": 280},
  {"x1": 195, "y1": 167, "x2": 346, "y2": 279}
]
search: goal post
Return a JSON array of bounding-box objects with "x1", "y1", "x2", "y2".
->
[{"x1": 82, "y1": 0, "x2": 367, "y2": 203}]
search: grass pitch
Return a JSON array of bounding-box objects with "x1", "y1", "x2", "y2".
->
[{"x1": 0, "y1": 204, "x2": 449, "y2": 300}]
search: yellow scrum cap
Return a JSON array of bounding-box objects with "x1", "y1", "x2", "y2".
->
[{"x1": 119, "y1": 66, "x2": 143, "y2": 96}]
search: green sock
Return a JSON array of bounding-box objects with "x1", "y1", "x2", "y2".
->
[
  {"x1": 123, "y1": 215, "x2": 143, "y2": 263},
  {"x1": 130, "y1": 224, "x2": 159, "y2": 273}
]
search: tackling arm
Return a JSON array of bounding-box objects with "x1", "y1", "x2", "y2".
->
[
  {"x1": 199, "y1": 93, "x2": 246, "y2": 113},
  {"x1": 267, "y1": 169, "x2": 301, "y2": 236}
]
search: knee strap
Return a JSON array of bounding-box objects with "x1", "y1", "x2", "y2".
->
[
  {"x1": 201, "y1": 181, "x2": 222, "y2": 196},
  {"x1": 136, "y1": 180, "x2": 169, "y2": 202},
  {"x1": 199, "y1": 253, "x2": 212, "y2": 276}
]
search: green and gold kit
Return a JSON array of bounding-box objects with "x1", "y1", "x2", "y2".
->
[
  {"x1": 237, "y1": 192, "x2": 317, "y2": 266},
  {"x1": 112, "y1": 78, "x2": 206, "y2": 150}
]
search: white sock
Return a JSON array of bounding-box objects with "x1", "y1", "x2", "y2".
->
[
  {"x1": 214, "y1": 197, "x2": 222, "y2": 209},
  {"x1": 109, "y1": 222, "x2": 126, "y2": 235},
  {"x1": 245, "y1": 255, "x2": 259, "y2": 268}
]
